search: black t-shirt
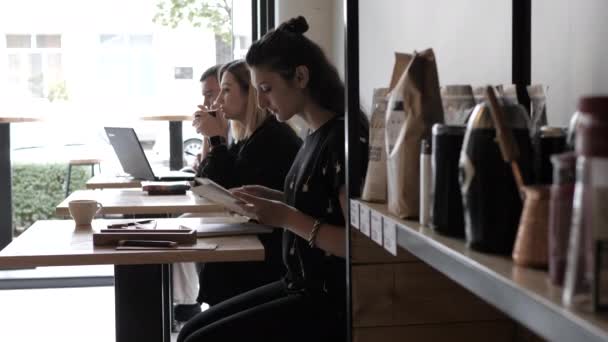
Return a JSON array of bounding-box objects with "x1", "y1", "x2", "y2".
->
[
  {"x1": 282, "y1": 115, "x2": 368, "y2": 302},
  {"x1": 195, "y1": 115, "x2": 302, "y2": 304},
  {"x1": 197, "y1": 115, "x2": 302, "y2": 191}
]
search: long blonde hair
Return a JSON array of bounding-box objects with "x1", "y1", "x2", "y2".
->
[{"x1": 220, "y1": 60, "x2": 270, "y2": 141}]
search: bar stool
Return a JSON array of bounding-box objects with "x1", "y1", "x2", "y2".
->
[{"x1": 65, "y1": 158, "x2": 101, "y2": 197}]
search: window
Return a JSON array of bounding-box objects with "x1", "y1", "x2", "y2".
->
[
  {"x1": 174, "y1": 67, "x2": 193, "y2": 80},
  {"x1": 96, "y1": 33, "x2": 155, "y2": 99},
  {"x1": 5, "y1": 34, "x2": 64, "y2": 99}
]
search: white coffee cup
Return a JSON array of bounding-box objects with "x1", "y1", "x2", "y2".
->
[{"x1": 68, "y1": 200, "x2": 103, "y2": 227}]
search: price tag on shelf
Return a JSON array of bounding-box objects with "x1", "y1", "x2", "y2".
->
[
  {"x1": 370, "y1": 210, "x2": 383, "y2": 245},
  {"x1": 383, "y1": 217, "x2": 397, "y2": 256},
  {"x1": 350, "y1": 200, "x2": 359, "y2": 229},
  {"x1": 359, "y1": 204, "x2": 371, "y2": 237}
]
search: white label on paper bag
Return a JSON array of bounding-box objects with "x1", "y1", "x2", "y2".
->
[
  {"x1": 370, "y1": 210, "x2": 383, "y2": 245},
  {"x1": 383, "y1": 218, "x2": 397, "y2": 255},
  {"x1": 350, "y1": 201, "x2": 359, "y2": 229},
  {"x1": 359, "y1": 205, "x2": 371, "y2": 237}
]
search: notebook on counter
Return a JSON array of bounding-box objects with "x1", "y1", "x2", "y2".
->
[
  {"x1": 141, "y1": 181, "x2": 191, "y2": 195},
  {"x1": 93, "y1": 227, "x2": 197, "y2": 246}
]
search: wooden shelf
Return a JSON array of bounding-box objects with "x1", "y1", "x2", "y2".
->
[{"x1": 351, "y1": 199, "x2": 608, "y2": 342}]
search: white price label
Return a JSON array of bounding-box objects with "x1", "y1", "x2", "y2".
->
[
  {"x1": 350, "y1": 201, "x2": 359, "y2": 229},
  {"x1": 359, "y1": 205, "x2": 371, "y2": 237},
  {"x1": 370, "y1": 211, "x2": 383, "y2": 245},
  {"x1": 383, "y1": 218, "x2": 397, "y2": 256}
]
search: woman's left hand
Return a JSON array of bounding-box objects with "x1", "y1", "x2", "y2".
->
[{"x1": 232, "y1": 190, "x2": 294, "y2": 227}]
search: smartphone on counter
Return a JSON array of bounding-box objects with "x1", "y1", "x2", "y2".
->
[{"x1": 117, "y1": 240, "x2": 178, "y2": 248}]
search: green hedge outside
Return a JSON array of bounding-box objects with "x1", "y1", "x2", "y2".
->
[{"x1": 12, "y1": 163, "x2": 91, "y2": 235}]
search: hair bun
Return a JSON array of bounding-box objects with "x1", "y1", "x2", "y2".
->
[{"x1": 279, "y1": 16, "x2": 309, "y2": 35}]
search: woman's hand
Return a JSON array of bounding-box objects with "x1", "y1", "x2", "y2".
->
[
  {"x1": 192, "y1": 105, "x2": 229, "y2": 138},
  {"x1": 230, "y1": 185, "x2": 284, "y2": 202},
  {"x1": 232, "y1": 191, "x2": 294, "y2": 227}
]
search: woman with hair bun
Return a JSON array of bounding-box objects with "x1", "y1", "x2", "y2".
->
[{"x1": 178, "y1": 16, "x2": 368, "y2": 342}]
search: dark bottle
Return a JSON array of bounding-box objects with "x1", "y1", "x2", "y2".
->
[
  {"x1": 548, "y1": 152, "x2": 576, "y2": 286},
  {"x1": 459, "y1": 100, "x2": 534, "y2": 255},
  {"x1": 534, "y1": 126, "x2": 567, "y2": 184},
  {"x1": 431, "y1": 124, "x2": 466, "y2": 237},
  {"x1": 420, "y1": 140, "x2": 432, "y2": 227}
]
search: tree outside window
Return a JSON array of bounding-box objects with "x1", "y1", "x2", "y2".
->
[{"x1": 153, "y1": 0, "x2": 234, "y2": 63}]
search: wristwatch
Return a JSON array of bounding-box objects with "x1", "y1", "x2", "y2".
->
[{"x1": 208, "y1": 135, "x2": 227, "y2": 148}]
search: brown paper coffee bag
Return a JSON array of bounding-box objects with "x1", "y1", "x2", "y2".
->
[
  {"x1": 361, "y1": 53, "x2": 411, "y2": 202},
  {"x1": 527, "y1": 84, "x2": 548, "y2": 137},
  {"x1": 441, "y1": 85, "x2": 475, "y2": 125},
  {"x1": 473, "y1": 85, "x2": 486, "y2": 104},
  {"x1": 361, "y1": 88, "x2": 389, "y2": 202},
  {"x1": 389, "y1": 53, "x2": 412, "y2": 91},
  {"x1": 500, "y1": 84, "x2": 519, "y2": 103},
  {"x1": 385, "y1": 48, "x2": 444, "y2": 218}
]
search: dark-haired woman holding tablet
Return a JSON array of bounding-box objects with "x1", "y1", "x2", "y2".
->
[{"x1": 178, "y1": 16, "x2": 368, "y2": 342}]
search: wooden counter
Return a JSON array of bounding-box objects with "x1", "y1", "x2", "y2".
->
[
  {"x1": 56, "y1": 189, "x2": 223, "y2": 216},
  {"x1": 351, "y1": 199, "x2": 608, "y2": 342}
]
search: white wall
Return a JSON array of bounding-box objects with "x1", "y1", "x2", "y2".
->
[
  {"x1": 275, "y1": 0, "x2": 340, "y2": 70},
  {"x1": 333, "y1": 0, "x2": 345, "y2": 79},
  {"x1": 358, "y1": 0, "x2": 512, "y2": 113},
  {"x1": 275, "y1": 0, "x2": 343, "y2": 134},
  {"x1": 532, "y1": 0, "x2": 608, "y2": 126}
]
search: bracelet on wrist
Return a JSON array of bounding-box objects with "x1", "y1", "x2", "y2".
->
[{"x1": 308, "y1": 219, "x2": 323, "y2": 248}]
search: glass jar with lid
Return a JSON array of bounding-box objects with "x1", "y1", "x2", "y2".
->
[{"x1": 563, "y1": 96, "x2": 608, "y2": 311}]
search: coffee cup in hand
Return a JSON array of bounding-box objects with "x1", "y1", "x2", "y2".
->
[{"x1": 68, "y1": 200, "x2": 103, "y2": 227}]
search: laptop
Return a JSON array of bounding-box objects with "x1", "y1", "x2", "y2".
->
[{"x1": 105, "y1": 127, "x2": 195, "y2": 181}]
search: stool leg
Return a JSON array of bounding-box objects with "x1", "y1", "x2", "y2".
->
[{"x1": 65, "y1": 164, "x2": 72, "y2": 198}]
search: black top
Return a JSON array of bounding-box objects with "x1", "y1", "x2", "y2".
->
[
  {"x1": 195, "y1": 115, "x2": 302, "y2": 305},
  {"x1": 197, "y1": 115, "x2": 302, "y2": 190},
  {"x1": 282, "y1": 115, "x2": 368, "y2": 305}
]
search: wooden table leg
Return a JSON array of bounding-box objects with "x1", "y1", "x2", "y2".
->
[
  {"x1": 0, "y1": 123, "x2": 12, "y2": 250},
  {"x1": 169, "y1": 121, "x2": 183, "y2": 171},
  {"x1": 114, "y1": 264, "x2": 171, "y2": 342}
]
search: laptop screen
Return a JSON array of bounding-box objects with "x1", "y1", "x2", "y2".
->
[{"x1": 104, "y1": 127, "x2": 156, "y2": 180}]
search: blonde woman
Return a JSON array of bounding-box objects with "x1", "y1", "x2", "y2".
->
[{"x1": 174, "y1": 59, "x2": 302, "y2": 324}]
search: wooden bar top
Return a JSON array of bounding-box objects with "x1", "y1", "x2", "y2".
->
[
  {"x1": 0, "y1": 220, "x2": 264, "y2": 268},
  {"x1": 352, "y1": 199, "x2": 608, "y2": 342},
  {"x1": 86, "y1": 175, "x2": 142, "y2": 189},
  {"x1": 141, "y1": 115, "x2": 192, "y2": 122},
  {"x1": 0, "y1": 116, "x2": 42, "y2": 123},
  {"x1": 56, "y1": 189, "x2": 223, "y2": 216}
]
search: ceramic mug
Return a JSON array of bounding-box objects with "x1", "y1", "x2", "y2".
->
[{"x1": 68, "y1": 200, "x2": 103, "y2": 227}]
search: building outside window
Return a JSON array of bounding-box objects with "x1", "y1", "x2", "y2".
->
[
  {"x1": 97, "y1": 33, "x2": 155, "y2": 99},
  {"x1": 5, "y1": 33, "x2": 64, "y2": 100}
]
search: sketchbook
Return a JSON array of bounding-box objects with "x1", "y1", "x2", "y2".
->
[
  {"x1": 93, "y1": 229, "x2": 197, "y2": 246},
  {"x1": 191, "y1": 178, "x2": 258, "y2": 220}
]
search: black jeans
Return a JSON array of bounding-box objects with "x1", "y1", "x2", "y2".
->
[
  {"x1": 197, "y1": 230, "x2": 285, "y2": 305},
  {"x1": 178, "y1": 279, "x2": 345, "y2": 342}
]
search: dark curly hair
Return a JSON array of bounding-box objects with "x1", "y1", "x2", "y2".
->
[{"x1": 246, "y1": 16, "x2": 345, "y2": 117}]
